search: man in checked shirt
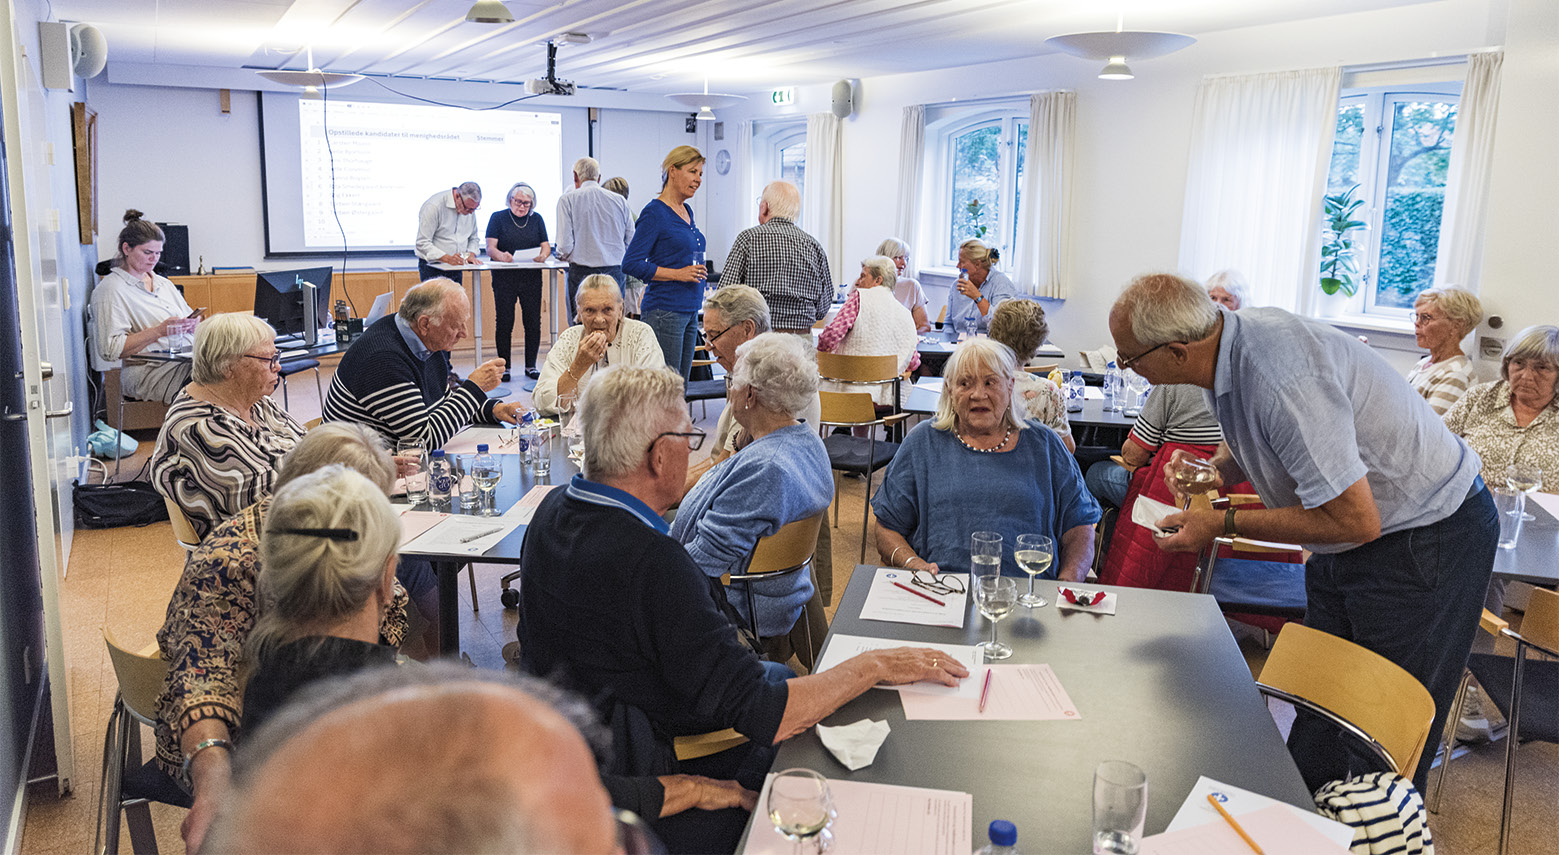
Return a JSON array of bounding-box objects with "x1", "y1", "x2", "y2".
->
[{"x1": 721, "y1": 181, "x2": 835, "y2": 334}]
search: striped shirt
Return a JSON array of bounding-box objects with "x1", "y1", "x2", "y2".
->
[
  {"x1": 722, "y1": 217, "x2": 834, "y2": 331},
  {"x1": 1129, "y1": 383, "x2": 1223, "y2": 450},
  {"x1": 150, "y1": 391, "x2": 305, "y2": 539},
  {"x1": 323, "y1": 315, "x2": 499, "y2": 448},
  {"x1": 1405, "y1": 353, "x2": 1473, "y2": 416}
]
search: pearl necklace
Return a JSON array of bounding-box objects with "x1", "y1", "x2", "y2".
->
[{"x1": 955, "y1": 426, "x2": 1012, "y2": 453}]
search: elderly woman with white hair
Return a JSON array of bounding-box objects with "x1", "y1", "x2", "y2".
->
[
  {"x1": 1407, "y1": 286, "x2": 1485, "y2": 415},
  {"x1": 484, "y1": 181, "x2": 552, "y2": 381},
  {"x1": 872, "y1": 338, "x2": 1101, "y2": 581},
  {"x1": 875, "y1": 237, "x2": 931, "y2": 332},
  {"x1": 817, "y1": 256, "x2": 921, "y2": 404},
  {"x1": 151, "y1": 313, "x2": 305, "y2": 539},
  {"x1": 1205, "y1": 269, "x2": 1251, "y2": 311},
  {"x1": 533, "y1": 273, "x2": 664, "y2": 416},
  {"x1": 671, "y1": 333, "x2": 832, "y2": 648}
]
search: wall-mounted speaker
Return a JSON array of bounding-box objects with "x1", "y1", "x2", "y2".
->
[
  {"x1": 70, "y1": 24, "x2": 108, "y2": 79},
  {"x1": 831, "y1": 79, "x2": 858, "y2": 119},
  {"x1": 39, "y1": 21, "x2": 107, "y2": 90}
]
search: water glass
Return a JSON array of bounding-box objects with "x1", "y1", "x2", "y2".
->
[
  {"x1": 452, "y1": 453, "x2": 478, "y2": 511},
  {"x1": 1493, "y1": 486, "x2": 1525, "y2": 549},
  {"x1": 1506, "y1": 463, "x2": 1542, "y2": 521},
  {"x1": 397, "y1": 439, "x2": 428, "y2": 506},
  {"x1": 1093, "y1": 760, "x2": 1147, "y2": 854},
  {"x1": 1122, "y1": 370, "x2": 1150, "y2": 418},
  {"x1": 167, "y1": 318, "x2": 198, "y2": 354},
  {"x1": 692, "y1": 250, "x2": 707, "y2": 285},
  {"x1": 1015, "y1": 533, "x2": 1054, "y2": 608},
  {"x1": 767, "y1": 768, "x2": 834, "y2": 854},
  {"x1": 971, "y1": 531, "x2": 1002, "y2": 579},
  {"x1": 527, "y1": 425, "x2": 551, "y2": 477}
]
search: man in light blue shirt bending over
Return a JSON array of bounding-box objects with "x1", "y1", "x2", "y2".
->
[{"x1": 1110, "y1": 272, "x2": 1496, "y2": 793}]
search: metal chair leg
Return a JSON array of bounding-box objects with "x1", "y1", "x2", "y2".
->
[
  {"x1": 466, "y1": 563, "x2": 479, "y2": 612},
  {"x1": 860, "y1": 470, "x2": 872, "y2": 564},
  {"x1": 1498, "y1": 645, "x2": 1527, "y2": 855},
  {"x1": 1429, "y1": 670, "x2": 1474, "y2": 812},
  {"x1": 311, "y1": 365, "x2": 324, "y2": 411},
  {"x1": 114, "y1": 394, "x2": 127, "y2": 481},
  {"x1": 280, "y1": 373, "x2": 290, "y2": 409}
]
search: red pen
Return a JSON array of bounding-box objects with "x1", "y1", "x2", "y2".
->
[
  {"x1": 893, "y1": 580, "x2": 944, "y2": 606},
  {"x1": 979, "y1": 668, "x2": 994, "y2": 713}
]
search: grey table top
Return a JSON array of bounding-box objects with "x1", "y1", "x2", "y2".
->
[
  {"x1": 740, "y1": 566, "x2": 1314, "y2": 852},
  {"x1": 903, "y1": 379, "x2": 1138, "y2": 429},
  {"x1": 1495, "y1": 497, "x2": 1559, "y2": 586}
]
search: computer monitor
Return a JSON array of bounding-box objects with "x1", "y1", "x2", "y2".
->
[{"x1": 255, "y1": 267, "x2": 333, "y2": 346}]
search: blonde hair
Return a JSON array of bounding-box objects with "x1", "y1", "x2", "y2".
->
[
  {"x1": 660, "y1": 145, "x2": 705, "y2": 188},
  {"x1": 1416, "y1": 287, "x2": 1484, "y2": 338},
  {"x1": 957, "y1": 239, "x2": 999, "y2": 269},
  {"x1": 191, "y1": 314, "x2": 276, "y2": 385},
  {"x1": 931, "y1": 338, "x2": 1026, "y2": 432},
  {"x1": 988, "y1": 300, "x2": 1049, "y2": 362},
  {"x1": 276, "y1": 424, "x2": 395, "y2": 493}
]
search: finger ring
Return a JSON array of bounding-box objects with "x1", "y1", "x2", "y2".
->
[{"x1": 932, "y1": 659, "x2": 939, "y2": 668}]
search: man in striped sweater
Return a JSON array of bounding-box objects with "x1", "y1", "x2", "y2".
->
[{"x1": 325, "y1": 280, "x2": 523, "y2": 447}]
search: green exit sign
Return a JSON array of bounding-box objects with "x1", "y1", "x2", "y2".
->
[{"x1": 771, "y1": 88, "x2": 795, "y2": 106}]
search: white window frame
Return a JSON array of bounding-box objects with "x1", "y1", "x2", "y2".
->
[
  {"x1": 1323, "y1": 81, "x2": 1462, "y2": 328},
  {"x1": 922, "y1": 106, "x2": 1028, "y2": 269},
  {"x1": 752, "y1": 120, "x2": 807, "y2": 223}
]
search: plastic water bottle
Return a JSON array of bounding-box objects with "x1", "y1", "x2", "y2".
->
[
  {"x1": 428, "y1": 449, "x2": 453, "y2": 509},
  {"x1": 1066, "y1": 372, "x2": 1086, "y2": 413},
  {"x1": 974, "y1": 819, "x2": 1020, "y2": 855},
  {"x1": 1104, "y1": 360, "x2": 1123, "y2": 412}
]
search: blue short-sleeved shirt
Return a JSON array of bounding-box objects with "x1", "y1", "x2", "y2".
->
[
  {"x1": 945, "y1": 269, "x2": 1019, "y2": 333},
  {"x1": 1208, "y1": 307, "x2": 1481, "y2": 553},
  {"x1": 871, "y1": 421, "x2": 1101, "y2": 574}
]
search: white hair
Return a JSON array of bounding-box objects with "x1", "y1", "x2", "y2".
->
[
  {"x1": 931, "y1": 338, "x2": 1026, "y2": 432},
  {"x1": 1114, "y1": 273, "x2": 1220, "y2": 348},
  {"x1": 192, "y1": 313, "x2": 276, "y2": 385},
  {"x1": 704, "y1": 284, "x2": 771, "y2": 334},
  {"x1": 859, "y1": 256, "x2": 897, "y2": 288},
  {"x1": 572, "y1": 157, "x2": 601, "y2": 182},
  {"x1": 730, "y1": 333, "x2": 818, "y2": 418},
  {"x1": 761, "y1": 181, "x2": 802, "y2": 220},
  {"x1": 577, "y1": 274, "x2": 622, "y2": 305},
  {"x1": 875, "y1": 238, "x2": 910, "y2": 260},
  {"x1": 398, "y1": 280, "x2": 464, "y2": 324},
  {"x1": 578, "y1": 367, "x2": 686, "y2": 480},
  {"x1": 1205, "y1": 269, "x2": 1252, "y2": 310}
]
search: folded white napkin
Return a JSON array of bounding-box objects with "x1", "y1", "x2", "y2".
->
[
  {"x1": 1131, "y1": 494, "x2": 1180, "y2": 535},
  {"x1": 816, "y1": 719, "x2": 891, "y2": 770}
]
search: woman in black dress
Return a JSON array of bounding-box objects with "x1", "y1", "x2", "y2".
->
[{"x1": 484, "y1": 182, "x2": 551, "y2": 381}]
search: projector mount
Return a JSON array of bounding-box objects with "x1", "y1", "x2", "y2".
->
[{"x1": 525, "y1": 41, "x2": 576, "y2": 96}]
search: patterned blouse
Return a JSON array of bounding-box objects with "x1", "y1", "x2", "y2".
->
[
  {"x1": 1014, "y1": 371, "x2": 1071, "y2": 441},
  {"x1": 151, "y1": 391, "x2": 306, "y2": 539},
  {"x1": 1443, "y1": 380, "x2": 1559, "y2": 493},
  {"x1": 153, "y1": 499, "x2": 409, "y2": 782},
  {"x1": 1406, "y1": 353, "x2": 1473, "y2": 416}
]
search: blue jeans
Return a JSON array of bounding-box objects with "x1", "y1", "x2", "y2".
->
[
  {"x1": 566, "y1": 264, "x2": 625, "y2": 324},
  {"x1": 1287, "y1": 479, "x2": 1497, "y2": 792},
  {"x1": 645, "y1": 308, "x2": 698, "y2": 379},
  {"x1": 1086, "y1": 460, "x2": 1131, "y2": 508}
]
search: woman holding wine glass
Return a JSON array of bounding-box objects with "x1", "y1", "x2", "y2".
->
[
  {"x1": 871, "y1": 338, "x2": 1101, "y2": 581},
  {"x1": 622, "y1": 145, "x2": 708, "y2": 379}
]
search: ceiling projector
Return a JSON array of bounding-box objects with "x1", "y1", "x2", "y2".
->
[{"x1": 525, "y1": 77, "x2": 575, "y2": 96}]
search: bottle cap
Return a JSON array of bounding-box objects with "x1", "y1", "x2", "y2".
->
[
  {"x1": 430, "y1": 449, "x2": 445, "y2": 458},
  {"x1": 988, "y1": 820, "x2": 1017, "y2": 846},
  {"x1": 477, "y1": 444, "x2": 489, "y2": 453}
]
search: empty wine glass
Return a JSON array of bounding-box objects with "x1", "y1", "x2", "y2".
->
[
  {"x1": 1015, "y1": 533, "x2": 1054, "y2": 608},
  {"x1": 1506, "y1": 463, "x2": 1542, "y2": 522},
  {"x1": 975, "y1": 576, "x2": 1017, "y2": 661},
  {"x1": 768, "y1": 768, "x2": 834, "y2": 854},
  {"x1": 472, "y1": 451, "x2": 501, "y2": 517}
]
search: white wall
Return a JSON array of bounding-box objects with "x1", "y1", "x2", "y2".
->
[
  {"x1": 592, "y1": 109, "x2": 700, "y2": 221},
  {"x1": 710, "y1": 0, "x2": 1526, "y2": 371}
]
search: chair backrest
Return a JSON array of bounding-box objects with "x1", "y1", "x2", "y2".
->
[
  {"x1": 936, "y1": 304, "x2": 948, "y2": 325},
  {"x1": 816, "y1": 351, "x2": 899, "y2": 384},
  {"x1": 1023, "y1": 363, "x2": 1058, "y2": 375},
  {"x1": 164, "y1": 498, "x2": 202, "y2": 551},
  {"x1": 818, "y1": 391, "x2": 882, "y2": 427},
  {"x1": 103, "y1": 626, "x2": 170, "y2": 727},
  {"x1": 1514, "y1": 586, "x2": 1559, "y2": 656},
  {"x1": 1257, "y1": 624, "x2": 1435, "y2": 777},
  {"x1": 743, "y1": 511, "x2": 826, "y2": 578}
]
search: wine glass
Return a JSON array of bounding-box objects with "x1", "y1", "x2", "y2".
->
[
  {"x1": 975, "y1": 576, "x2": 1018, "y2": 661},
  {"x1": 1015, "y1": 534, "x2": 1054, "y2": 608},
  {"x1": 1506, "y1": 463, "x2": 1542, "y2": 522},
  {"x1": 768, "y1": 768, "x2": 833, "y2": 854},
  {"x1": 472, "y1": 457, "x2": 501, "y2": 517},
  {"x1": 1169, "y1": 451, "x2": 1218, "y2": 509}
]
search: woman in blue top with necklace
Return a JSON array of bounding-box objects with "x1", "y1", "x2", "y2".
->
[{"x1": 623, "y1": 145, "x2": 708, "y2": 378}]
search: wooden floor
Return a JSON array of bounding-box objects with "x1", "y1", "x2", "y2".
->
[{"x1": 19, "y1": 350, "x2": 1557, "y2": 854}]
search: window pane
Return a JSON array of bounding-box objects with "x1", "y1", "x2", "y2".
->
[
  {"x1": 1011, "y1": 122, "x2": 1028, "y2": 253},
  {"x1": 1328, "y1": 102, "x2": 1365, "y2": 195},
  {"x1": 1376, "y1": 100, "x2": 1457, "y2": 309},
  {"x1": 779, "y1": 142, "x2": 806, "y2": 225},
  {"x1": 949, "y1": 125, "x2": 1001, "y2": 260}
]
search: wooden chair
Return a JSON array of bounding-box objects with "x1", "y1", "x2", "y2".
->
[
  {"x1": 98, "y1": 627, "x2": 191, "y2": 855},
  {"x1": 1430, "y1": 589, "x2": 1559, "y2": 854},
  {"x1": 817, "y1": 391, "x2": 910, "y2": 562},
  {"x1": 1429, "y1": 607, "x2": 1510, "y2": 814},
  {"x1": 724, "y1": 511, "x2": 827, "y2": 665},
  {"x1": 817, "y1": 351, "x2": 909, "y2": 442},
  {"x1": 1192, "y1": 495, "x2": 1307, "y2": 630},
  {"x1": 685, "y1": 345, "x2": 726, "y2": 419},
  {"x1": 1022, "y1": 363, "x2": 1059, "y2": 375},
  {"x1": 1257, "y1": 623, "x2": 1436, "y2": 780},
  {"x1": 935, "y1": 304, "x2": 948, "y2": 327},
  {"x1": 163, "y1": 498, "x2": 202, "y2": 552}
]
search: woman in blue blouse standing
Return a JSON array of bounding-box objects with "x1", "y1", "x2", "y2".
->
[{"x1": 623, "y1": 145, "x2": 708, "y2": 378}]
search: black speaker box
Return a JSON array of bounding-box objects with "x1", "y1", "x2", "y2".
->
[{"x1": 155, "y1": 222, "x2": 190, "y2": 277}]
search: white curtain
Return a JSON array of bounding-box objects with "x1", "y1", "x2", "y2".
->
[
  {"x1": 1434, "y1": 51, "x2": 1503, "y2": 290},
  {"x1": 804, "y1": 112, "x2": 844, "y2": 284},
  {"x1": 1178, "y1": 67, "x2": 1342, "y2": 313},
  {"x1": 735, "y1": 119, "x2": 754, "y2": 228},
  {"x1": 894, "y1": 105, "x2": 925, "y2": 279},
  {"x1": 1012, "y1": 91, "x2": 1076, "y2": 299}
]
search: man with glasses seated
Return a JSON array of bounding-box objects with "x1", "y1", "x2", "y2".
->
[
  {"x1": 533, "y1": 273, "x2": 664, "y2": 417},
  {"x1": 518, "y1": 366, "x2": 968, "y2": 853}
]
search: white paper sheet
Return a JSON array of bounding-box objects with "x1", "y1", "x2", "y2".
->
[
  {"x1": 742, "y1": 776, "x2": 972, "y2": 855},
  {"x1": 441, "y1": 426, "x2": 518, "y2": 455},
  {"x1": 1143, "y1": 804, "x2": 1351, "y2": 854},
  {"x1": 505, "y1": 484, "x2": 556, "y2": 525},
  {"x1": 398, "y1": 510, "x2": 447, "y2": 546},
  {"x1": 1164, "y1": 776, "x2": 1354, "y2": 847},
  {"x1": 400, "y1": 513, "x2": 523, "y2": 555},
  {"x1": 858, "y1": 567, "x2": 967, "y2": 628},
  {"x1": 811, "y1": 633, "x2": 981, "y2": 697},
  {"x1": 899, "y1": 663, "x2": 1081, "y2": 720},
  {"x1": 1529, "y1": 490, "x2": 1559, "y2": 520}
]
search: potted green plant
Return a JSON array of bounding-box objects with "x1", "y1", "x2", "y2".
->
[{"x1": 1320, "y1": 185, "x2": 1366, "y2": 297}]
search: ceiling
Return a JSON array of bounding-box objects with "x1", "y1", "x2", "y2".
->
[{"x1": 52, "y1": 0, "x2": 1438, "y2": 95}]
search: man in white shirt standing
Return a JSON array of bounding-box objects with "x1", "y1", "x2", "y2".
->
[
  {"x1": 554, "y1": 157, "x2": 635, "y2": 324},
  {"x1": 416, "y1": 182, "x2": 483, "y2": 283}
]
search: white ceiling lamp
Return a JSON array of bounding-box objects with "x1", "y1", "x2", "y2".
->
[
  {"x1": 256, "y1": 47, "x2": 362, "y2": 90},
  {"x1": 465, "y1": 1, "x2": 515, "y2": 24},
  {"x1": 666, "y1": 79, "x2": 747, "y2": 122},
  {"x1": 1045, "y1": 15, "x2": 1194, "y2": 80}
]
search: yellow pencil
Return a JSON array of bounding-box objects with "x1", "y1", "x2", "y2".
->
[{"x1": 1206, "y1": 793, "x2": 1263, "y2": 854}]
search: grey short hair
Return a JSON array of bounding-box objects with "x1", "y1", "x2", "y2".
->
[
  {"x1": 602, "y1": 176, "x2": 629, "y2": 198},
  {"x1": 761, "y1": 181, "x2": 801, "y2": 220},
  {"x1": 1113, "y1": 272, "x2": 1220, "y2": 349},
  {"x1": 398, "y1": 280, "x2": 463, "y2": 324},
  {"x1": 577, "y1": 273, "x2": 622, "y2": 305},
  {"x1": 860, "y1": 256, "x2": 897, "y2": 288},
  {"x1": 932, "y1": 338, "x2": 1026, "y2": 432},
  {"x1": 572, "y1": 157, "x2": 601, "y2": 182},
  {"x1": 1500, "y1": 325, "x2": 1559, "y2": 394},
  {"x1": 704, "y1": 284, "x2": 771, "y2": 334},
  {"x1": 1417, "y1": 286, "x2": 1485, "y2": 338},
  {"x1": 730, "y1": 333, "x2": 818, "y2": 418},
  {"x1": 506, "y1": 182, "x2": 536, "y2": 206},
  {"x1": 203, "y1": 664, "x2": 613, "y2": 854},
  {"x1": 1205, "y1": 269, "x2": 1252, "y2": 310},
  {"x1": 277, "y1": 423, "x2": 395, "y2": 493},
  {"x1": 456, "y1": 181, "x2": 482, "y2": 205},
  {"x1": 191, "y1": 313, "x2": 276, "y2": 385},
  {"x1": 579, "y1": 366, "x2": 685, "y2": 480},
  {"x1": 875, "y1": 238, "x2": 910, "y2": 261},
  {"x1": 248, "y1": 466, "x2": 400, "y2": 665}
]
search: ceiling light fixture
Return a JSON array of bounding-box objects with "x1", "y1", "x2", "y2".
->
[
  {"x1": 666, "y1": 79, "x2": 746, "y2": 122},
  {"x1": 465, "y1": 1, "x2": 515, "y2": 24},
  {"x1": 256, "y1": 47, "x2": 362, "y2": 89},
  {"x1": 1044, "y1": 15, "x2": 1194, "y2": 81}
]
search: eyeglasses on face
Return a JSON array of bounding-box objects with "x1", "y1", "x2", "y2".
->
[
  {"x1": 1411, "y1": 312, "x2": 1443, "y2": 325},
  {"x1": 704, "y1": 324, "x2": 736, "y2": 346},
  {"x1": 244, "y1": 353, "x2": 282, "y2": 369},
  {"x1": 1118, "y1": 340, "x2": 1184, "y2": 371},
  {"x1": 648, "y1": 430, "x2": 706, "y2": 453}
]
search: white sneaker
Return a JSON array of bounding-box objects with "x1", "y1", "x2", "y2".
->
[{"x1": 1455, "y1": 686, "x2": 1493, "y2": 744}]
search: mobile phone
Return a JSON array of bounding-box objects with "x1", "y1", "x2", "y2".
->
[{"x1": 187, "y1": 307, "x2": 205, "y2": 318}]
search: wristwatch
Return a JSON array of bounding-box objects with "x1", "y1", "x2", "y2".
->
[
  {"x1": 182, "y1": 737, "x2": 233, "y2": 780},
  {"x1": 1224, "y1": 508, "x2": 1238, "y2": 537}
]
